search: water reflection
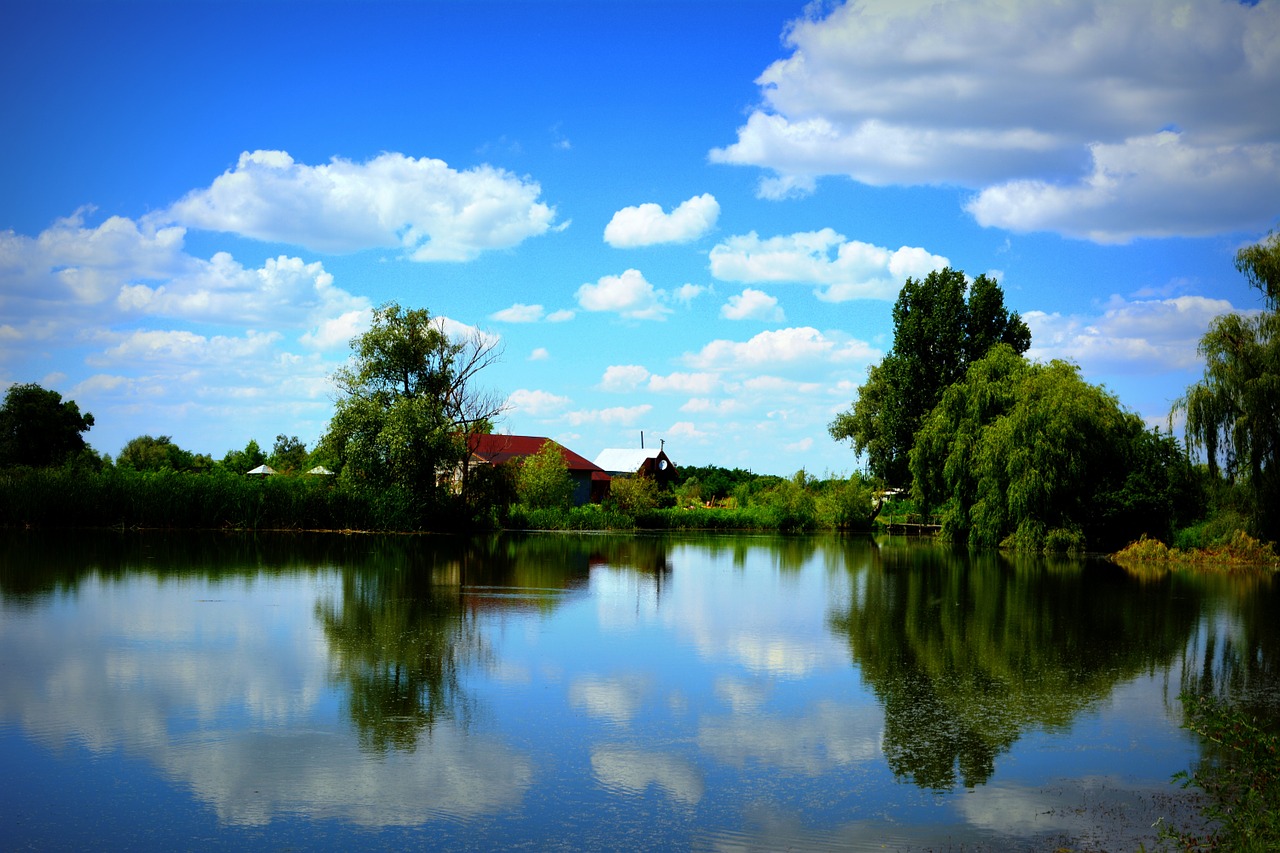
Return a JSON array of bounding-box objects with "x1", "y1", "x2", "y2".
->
[
  {"x1": 831, "y1": 539, "x2": 1202, "y2": 790},
  {"x1": 3, "y1": 530, "x2": 1277, "y2": 850}
]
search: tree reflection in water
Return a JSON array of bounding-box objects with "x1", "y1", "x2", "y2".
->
[
  {"x1": 830, "y1": 539, "x2": 1202, "y2": 790},
  {"x1": 315, "y1": 533, "x2": 671, "y2": 754}
]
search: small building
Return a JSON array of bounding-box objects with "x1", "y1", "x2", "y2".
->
[
  {"x1": 594, "y1": 446, "x2": 679, "y2": 488},
  {"x1": 467, "y1": 434, "x2": 610, "y2": 505}
]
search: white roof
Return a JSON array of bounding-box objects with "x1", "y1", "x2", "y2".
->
[
  {"x1": 594, "y1": 448, "x2": 662, "y2": 473},
  {"x1": 246, "y1": 464, "x2": 276, "y2": 475},
  {"x1": 307, "y1": 465, "x2": 334, "y2": 475}
]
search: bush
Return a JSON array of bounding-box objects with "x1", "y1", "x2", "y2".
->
[{"x1": 1161, "y1": 693, "x2": 1280, "y2": 850}]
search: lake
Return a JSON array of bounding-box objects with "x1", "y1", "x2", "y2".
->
[{"x1": 2, "y1": 530, "x2": 1276, "y2": 850}]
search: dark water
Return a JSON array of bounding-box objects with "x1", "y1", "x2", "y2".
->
[{"x1": 1, "y1": 530, "x2": 1276, "y2": 851}]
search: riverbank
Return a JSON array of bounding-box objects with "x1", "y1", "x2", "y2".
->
[{"x1": 1112, "y1": 530, "x2": 1279, "y2": 571}]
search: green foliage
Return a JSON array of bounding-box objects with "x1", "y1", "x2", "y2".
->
[
  {"x1": 267, "y1": 434, "x2": 308, "y2": 474},
  {"x1": 609, "y1": 475, "x2": 661, "y2": 515},
  {"x1": 0, "y1": 466, "x2": 403, "y2": 531},
  {"x1": 674, "y1": 465, "x2": 758, "y2": 503},
  {"x1": 320, "y1": 302, "x2": 505, "y2": 523},
  {"x1": 830, "y1": 268, "x2": 1029, "y2": 484},
  {"x1": 813, "y1": 473, "x2": 876, "y2": 530},
  {"x1": 514, "y1": 440, "x2": 574, "y2": 510},
  {"x1": 221, "y1": 439, "x2": 266, "y2": 474},
  {"x1": 118, "y1": 435, "x2": 213, "y2": 473},
  {"x1": 0, "y1": 383, "x2": 95, "y2": 468},
  {"x1": 1173, "y1": 231, "x2": 1280, "y2": 541},
  {"x1": 1162, "y1": 693, "x2": 1280, "y2": 850},
  {"x1": 911, "y1": 345, "x2": 1194, "y2": 551}
]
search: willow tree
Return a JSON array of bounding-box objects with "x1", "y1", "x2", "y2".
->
[
  {"x1": 320, "y1": 302, "x2": 506, "y2": 523},
  {"x1": 1173, "y1": 231, "x2": 1280, "y2": 539},
  {"x1": 830, "y1": 269, "x2": 1029, "y2": 485},
  {"x1": 912, "y1": 345, "x2": 1196, "y2": 551}
]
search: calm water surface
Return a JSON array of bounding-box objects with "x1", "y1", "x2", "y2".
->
[{"x1": 2, "y1": 530, "x2": 1277, "y2": 851}]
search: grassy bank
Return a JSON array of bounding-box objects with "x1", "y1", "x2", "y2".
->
[
  {"x1": 1, "y1": 467, "x2": 877, "y2": 534},
  {"x1": 1112, "y1": 530, "x2": 1279, "y2": 572},
  {"x1": 0, "y1": 466, "x2": 439, "y2": 532}
]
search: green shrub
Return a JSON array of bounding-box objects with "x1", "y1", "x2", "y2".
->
[{"x1": 1161, "y1": 693, "x2": 1280, "y2": 850}]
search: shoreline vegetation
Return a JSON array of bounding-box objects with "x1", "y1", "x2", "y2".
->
[{"x1": 2, "y1": 464, "x2": 1274, "y2": 576}]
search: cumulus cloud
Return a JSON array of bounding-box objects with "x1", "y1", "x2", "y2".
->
[
  {"x1": 600, "y1": 364, "x2": 651, "y2": 392},
  {"x1": 709, "y1": 229, "x2": 948, "y2": 302},
  {"x1": 648, "y1": 372, "x2": 720, "y2": 395},
  {"x1": 491, "y1": 303, "x2": 546, "y2": 323},
  {"x1": 721, "y1": 288, "x2": 784, "y2": 321},
  {"x1": 2, "y1": 209, "x2": 189, "y2": 304},
  {"x1": 565, "y1": 405, "x2": 653, "y2": 426},
  {"x1": 711, "y1": 0, "x2": 1280, "y2": 240},
  {"x1": 508, "y1": 388, "x2": 571, "y2": 417},
  {"x1": 967, "y1": 131, "x2": 1280, "y2": 242},
  {"x1": 118, "y1": 253, "x2": 368, "y2": 330},
  {"x1": 603, "y1": 193, "x2": 720, "y2": 247},
  {"x1": 164, "y1": 149, "x2": 558, "y2": 261},
  {"x1": 1025, "y1": 294, "x2": 1242, "y2": 374},
  {"x1": 575, "y1": 269, "x2": 672, "y2": 320},
  {"x1": 3, "y1": 209, "x2": 369, "y2": 338},
  {"x1": 686, "y1": 327, "x2": 879, "y2": 371},
  {"x1": 674, "y1": 283, "x2": 706, "y2": 304},
  {"x1": 87, "y1": 329, "x2": 281, "y2": 367}
]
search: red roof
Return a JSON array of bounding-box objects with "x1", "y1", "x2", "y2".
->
[{"x1": 468, "y1": 434, "x2": 606, "y2": 475}]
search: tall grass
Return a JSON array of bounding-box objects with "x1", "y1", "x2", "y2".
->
[{"x1": 0, "y1": 467, "x2": 429, "y2": 532}]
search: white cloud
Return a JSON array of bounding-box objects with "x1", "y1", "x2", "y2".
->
[
  {"x1": 2, "y1": 209, "x2": 189, "y2": 304},
  {"x1": 575, "y1": 269, "x2": 672, "y2": 320},
  {"x1": 711, "y1": 0, "x2": 1280, "y2": 239},
  {"x1": 565, "y1": 405, "x2": 653, "y2": 426},
  {"x1": 600, "y1": 364, "x2": 651, "y2": 392},
  {"x1": 119, "y1": 253, "x2": 367, "y2": 329},
  {"x1": 721, "y1": 288, "x2": 784, "y2": 321},
  {"x1": 680, "y1": 398, "x2": 743, "y2": 417},
  {"x1": 164, "y1": 149, "x2": 557, "y2": 261},
  {"x1": 667, "y1": 421, "x2": 710, "y2": 439},
  {"x1": 967, "y1": 132, "x2": 1280, "y2": 242},
  {"x1": 491, "y1": 303, "x2": 545, "y2": 323},
  {"x1": 687, "y1": 327, "x2": 879, "y2": 371},
  {"x1": 1025, "y1": 294, "x2": 1241, "y2": 374},
  {"x1": 674, "y1": 283, "x2": 706, "y2": 304},
  {"x1": 546, "y1": 309, "x2": 575, "y2": 323},
  {"x1": 529, "y1": 347, "x2": 550, "y2": 361},
  {"x1": 508, "y1": 388, "x2": 571, "y2": 417},
  {"x1": 648, "y1": 372, "x2": 720, "y2": 395},
  {"x1": 87, "y1": 329, "x2": 282, "y2": 367},
  {"x1": 709, "y1": 230, "x2": 948, "y2": 302},
  {"x1": 603, "y1": 193, "x2": 720, "y2": 247},
  {"x1": 300, "y1": 308, "x2": 371, "y2": 351},
  {"x1": 2, "y1": 210, "x2": 370, "y2": 340}
]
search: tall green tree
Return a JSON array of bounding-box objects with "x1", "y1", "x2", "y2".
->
[
  {"x1": 829, "y1": 268, "x2": 1029, "y2": 484},
  {"x1": 221, "y1": 439, "x2": 266, "y2": 474},
  {"x1": 514, "y1": 440, "x2": 574, "y2": 510},
  {"x1": 0, "y1": 383, "x2": 95, "y2": 468},
  {"x1": 320, "y1": 303, "x2": 506, "y2": 517},
  {"x1": 1173, "y1": 231, "x2": 1280, "y2": 539},
  {"x1": 267, "y1": 434, "x2": 308, "y2": 474},
  {"x1": 912, "y1": 345, "x2": 1197, "y2": 551},
  {"x1": 118, "y1": 434, "x2": 212, "y2": 472}
]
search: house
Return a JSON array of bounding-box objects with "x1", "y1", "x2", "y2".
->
[
  {"x1": 467, "y1": 434, "x2": 610, "y2": 505},
  {"x1": 594, "y1": 445, "x2": 679, "y2": 488}
]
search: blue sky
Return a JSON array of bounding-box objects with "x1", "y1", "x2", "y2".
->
[{"x1": 3, "y1": 0, "x2": 1278, "y2": 477}]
